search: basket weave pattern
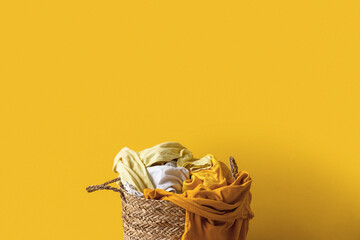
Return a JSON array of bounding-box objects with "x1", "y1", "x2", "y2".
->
[
  {"x1": 87, "y1": 157, "x2": 239, "y2": 240},
  {"x1": 121, "y1": 191, "x2": 185, "y2": 240}
]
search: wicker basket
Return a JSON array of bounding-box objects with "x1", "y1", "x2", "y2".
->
[{"x1": 86, "y1": 157, "x2": 239, "y2": 240}]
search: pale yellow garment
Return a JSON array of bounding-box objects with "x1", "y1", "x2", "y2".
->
[
  {"x1": 112, "y1": 142, "x2": 212, "y2": 192},
  {"x1": 144, "y1": 155, "x2": 254, "y2": 240},
  {"x1": 180, "y1": 154, "x2": 213, "y2": 172},
  {"x1": 113, "y1": 147, "x2": 154, "y2": 191}
]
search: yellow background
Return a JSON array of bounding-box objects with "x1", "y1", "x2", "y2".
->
[{"x1": 1, "y1": 1, "x2": 359, "y2": 240}]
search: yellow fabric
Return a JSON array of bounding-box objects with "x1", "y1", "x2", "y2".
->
[
  {"x1": 138, "y1": 142, "x2": 193, "y2": 167},
  {"x1": 182, "y1": 154, "x2": 234, "y2": 191},
  {"x1": 178, "y1": 154, "x2": 214, "y2": 172},
  {"x1": 112, "y1": 142, "x2": 212, "y2": 192},
  {"x1": 113, "y1": 147, "x2": 154, "y2": 191},
  {"x1": 144, "y1": 156, "x2": 254, "y2": 240}
]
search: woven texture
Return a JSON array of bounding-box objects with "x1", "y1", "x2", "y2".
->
[
  {"x1": 121, "y1": 190, "x2": 185, "y2": 240},
  {"x1": 87, "y1": 157, "x2": 238, "y2": 240}
]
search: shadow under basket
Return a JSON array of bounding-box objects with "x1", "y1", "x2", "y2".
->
[{"x1": 86, "y1": 157, "x2": 240, "y2": 240}]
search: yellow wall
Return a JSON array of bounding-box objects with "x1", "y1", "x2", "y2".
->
[{"x1": 1, "y1": 1, "x2": 359, "y2": 240}]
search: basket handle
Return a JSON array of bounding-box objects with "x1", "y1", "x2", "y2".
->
[
  {"x1": 86, "y1": 177, "x2": 126, "y2": 201},
  {"x1": 229, "y1": 156, "x2": 239, "y2": 179}
]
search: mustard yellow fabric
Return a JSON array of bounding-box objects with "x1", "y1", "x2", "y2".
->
[
  {"x1": 144, "y1": 156, "x2": 254, "y2": 240},
  {"x1": 112, "y1": 142, "x2": 212, "y2": 192},
  {"x1": 183, "y1": 154, "x2": 234, "y2": 191}
]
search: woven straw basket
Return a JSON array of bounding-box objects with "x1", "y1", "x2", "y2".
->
[{"x1": 86, "y1": 157, "x2": 239, "y2": 240}]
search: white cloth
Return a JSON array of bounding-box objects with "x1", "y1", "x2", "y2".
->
[
  {"x1": 147, "y1": 161, "x2": 190, "y2": 194},
  {"x1": 123, "y1": 182, "x2": 144, "y2": 197}
]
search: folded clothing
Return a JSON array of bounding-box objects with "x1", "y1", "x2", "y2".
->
[{"x1": 147, "y1": 161, "x2": 190, "y2": 194}]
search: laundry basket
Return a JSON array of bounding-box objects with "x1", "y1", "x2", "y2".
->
[{"x1": 86, "y1": 157, "x2": 239, "y2": 240}]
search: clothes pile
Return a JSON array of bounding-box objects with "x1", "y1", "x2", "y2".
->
[{"x1": 113, "y1": 142, "x2": 254, "y2": 240}]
